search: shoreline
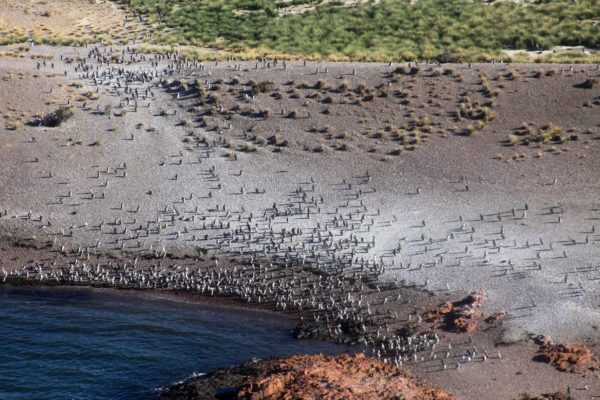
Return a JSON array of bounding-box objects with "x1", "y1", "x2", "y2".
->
[{"x1": 0, "y1": 282, "x2": 305, "y2": 326}]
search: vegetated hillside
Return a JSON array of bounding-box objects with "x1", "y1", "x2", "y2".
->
[{"x1": 115, "y1": 0, "x2": 600, "y2": 61}]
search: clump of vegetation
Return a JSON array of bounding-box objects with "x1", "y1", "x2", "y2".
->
[
  {"x1": 465, "y1": 124, "x2": 477, "y2": 136},
  {"x1": 392, "y1": 66, "x2": 419, "y2": 76},
  {"x1": 312, "y1": 80, "x2": 331, "y2": 91},
  {"x1": 206, "y1": 93, "x2": 220, "y2": 104},
  {"x1": 238, "y1": 142, "x2": 257, "y2": 152},
  {"x1": 334, "y1": 143, "x2": 351, "y2": 151},
  {"x1": 312, "y1": 143, "x2": 325, "y2": 153},
  {"x1": 267, "y1": 134, "x2": 288, "y2": 147},
  {"x1": 6, "y1": 120, "x2": 22, "y2": 131},
  {"x1": 39, "y1": 106, "x2": 73, "y2": 127},
  {"x1": 506, "y1": 123, "x2": 576, "y2": 148},
  {"x1": 505, "y1": 69, "x2": 520, "y2": 80},
  {"x1": 434, "y1": 51, "x2": 462, "y2": 64},
  {"x1": 577, "y1": 78, "x2": 598, "y2": 89},
  {"x1": 388, "y1": 146, "x2": 404, "y2": 156},
  {"x1": 258, "y1": 108, "x2": 271, "y2": 119},
  {"x1": 362, "y1": 94, "x2": 374, "y2": 102},
  {"x1": 458, "y1": 99, "x2": 496, "y2": 123},
  {"x1": 256, "y1": 80, "x2": 276, "y2": 93},
  {"x1": 480, "y1": 76, "x2": 498, "y2": 98}
]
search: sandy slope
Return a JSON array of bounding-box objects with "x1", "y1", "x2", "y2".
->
[
  {"x1": 1, "y1": 44, "x2": 600, "y2": 398},
  {"x1": 0, "y1": 0, "x2": 130, "y2": 40}
]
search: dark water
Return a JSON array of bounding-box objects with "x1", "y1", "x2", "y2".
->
[{"x1": 0, "y1": 286, "x2": 346, "y2": 400}]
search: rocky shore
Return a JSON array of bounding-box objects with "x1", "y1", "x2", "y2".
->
[{"x1": 158, "y1": 353, "x2": 455, "y2": 400}]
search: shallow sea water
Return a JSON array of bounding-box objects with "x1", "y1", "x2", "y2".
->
[{"x1": 0, "y1": 286, "x2": 346, "y2": 400}]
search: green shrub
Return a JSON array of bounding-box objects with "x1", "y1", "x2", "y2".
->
[{"x1": 40, "y1": 106, "x2": 74, "y2": 127}]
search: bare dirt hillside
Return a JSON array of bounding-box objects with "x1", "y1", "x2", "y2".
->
[{"x1": 0, "y1": 0, "x2": 143, "y2": 44}]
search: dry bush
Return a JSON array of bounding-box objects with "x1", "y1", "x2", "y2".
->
[{"x1": 577, "y1": 78, "x2": 597, "y2": 89}]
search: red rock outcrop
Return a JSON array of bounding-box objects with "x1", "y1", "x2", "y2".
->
[
  {"x1": 236, "y1": 353, "x2": 456, "y2": 400},
  {"x1": 535, "y1": 336, "x2": 598, "y2": 373},
  {"x1": 426, "y1": 291, "x2": 487, "y2": 333}
]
